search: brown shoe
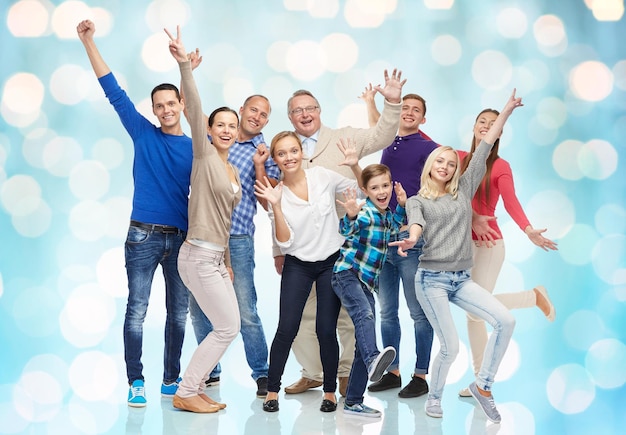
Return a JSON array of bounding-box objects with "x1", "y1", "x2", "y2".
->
[
  {"x1": 338, "y1": 376, "x2": 349, "y2": 397},
  {"x1": 172, "y1": 394, "x2": 220, "y2": 413},
  {"x1": 199, "y1": 393, "x2": 227, "y2": 409},
  {"x1": 284, "y1": 377, "x2": 323, "y2": 394}
]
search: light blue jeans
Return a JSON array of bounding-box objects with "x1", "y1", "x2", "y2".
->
[
  {"x1": 415, "y1": 269, "x2": 515, "y2": 399},
  {"x1": 189, "y1": 235, "x2": 269, "y2": 380}
]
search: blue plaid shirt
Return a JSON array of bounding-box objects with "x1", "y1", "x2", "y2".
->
[
  {"x1": 227, "y1": 133, "x2": 280, "y2": 236},
  {"x1": 333, "y1": 198, "x2": 406, "y2": 292}
]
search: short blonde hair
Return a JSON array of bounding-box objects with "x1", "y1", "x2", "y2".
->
[
  {"x1": 419, "y1": 146, "x2": 460, "y2": 200},
  {"x1": 269, "y1": 131, "x2": 301, "y2": 158}
]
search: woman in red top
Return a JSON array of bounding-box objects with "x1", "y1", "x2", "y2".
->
[{"x1": 457, "y1": 108, "x2": 558, "y2": 397}]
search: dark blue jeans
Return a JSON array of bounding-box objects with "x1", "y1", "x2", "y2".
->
[
  {"x1": 189, "y1": 235, "x2": 269, "y2": 380},
  {"x1": 123, "y1": 224, "x2": 188, "y2": 384},
  {"x1": 267, "y1": 252, "x2": 341, "y2": 393},
  {"x1": 378, "y1": 234, "x2": 433, "y2": 374},
  {"x1": 331, "y1": 269, "x2": 379, "y2": 406}
]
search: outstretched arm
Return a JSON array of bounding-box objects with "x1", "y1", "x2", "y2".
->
[
  {"x1": 76, "y1": 19, "x2": 110, "y2": 78},
  {"x1": 179, "y1": 48, "x2": 209, "y2": 130},
  {"x1": 359, "y1": 83, "x2": 380, "y2": 127}
]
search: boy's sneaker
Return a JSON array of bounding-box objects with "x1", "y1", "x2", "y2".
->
[
  {"x1": 205, "y1": 376, "x2": 220, "y2": 388},
  {"x1": 399, "y1": 376, "x2": 429, "y2": 398},
  {"x1": 161, "y1": 377, "x2": 182, "y2": 397},
  {"x1": 343, "y1": 402, "x2": 382, "y2": 418},
  {"x1": 367, "y1": 346, "x2": 396, "y2": 383},
  {"x1": 425, "y1": 398, "x2": 443, "y2": 418},
  {"x1": 368, "y1": 372, "x2": 401, "y2": 392},
  {"x1": 468, "y1": 382, "x2": 501, "y2": 423},
  {"x1": 128, "y1": 379, "x2": 147, "y2": 407}
]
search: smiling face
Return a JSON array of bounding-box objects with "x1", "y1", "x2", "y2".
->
[
  {"x1": 271, "y1": 134, "x2": 303, "y2": 174},
  {"x1": 473, "y1": 110, "x2": 499, "y2": 143},
  {"x1": 399, "y1": 97, "x2": 426, "y2": 136},
  {"x1": 239, "y1": 96, "x2": 270, "y2": 141},
  {"x1": 288, "y1": 94, "x2": 321, "y2": 137},
  {"x1": 152, "y1": 89, "x2": 184, "y2": 133},
  {"x1": 362, "y1": 172, "x2": 393, "y2": 212},
  {"x1": 430, "y1": 149, "x2": 458, "y2": 185},
  {"x1": 208, "y1": 111, "x2": 239, "y2": 152}
]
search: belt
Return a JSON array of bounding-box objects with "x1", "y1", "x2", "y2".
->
[
  {"x1": 130, "y1": 220, "x2": 183, "y2": 234},
  {"x1": 389, "y1": 230, "x2": 409, "y2": 242}
]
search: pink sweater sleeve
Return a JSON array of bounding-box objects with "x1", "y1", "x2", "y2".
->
[{"x1": 495, "y1": 159, "x2": 531, "y2": 232}]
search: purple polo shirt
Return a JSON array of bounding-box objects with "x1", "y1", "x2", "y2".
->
[{"x1": 380, "y1": 131, "x2": 439, "y2": 214}]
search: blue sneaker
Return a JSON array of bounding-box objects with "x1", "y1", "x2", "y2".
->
[
  {"x1": 468, "y1": 382, "x2": 501, "y2": 423},
  {"x1": 343, "y1": 402, "x2": 381, "y2": 418},
  {"x1": 161, "y1": 377, "x2": 182, "y2": 397},
  {"x1": 128, "y1": 379, "x2": 147, "y2": 407}
]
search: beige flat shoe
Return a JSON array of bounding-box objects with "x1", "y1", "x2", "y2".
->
[{"x1": 535, "y1": 286, "x2": 556, "y2": 322}]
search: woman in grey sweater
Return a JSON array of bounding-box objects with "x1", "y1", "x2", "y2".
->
[{"x1": 391, "y1": 90, "x2": 523, "y2": 424}]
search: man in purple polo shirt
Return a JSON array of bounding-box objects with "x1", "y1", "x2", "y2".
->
[{"x1": 360, "y1": 88, "x2": 437, "y2": 398}]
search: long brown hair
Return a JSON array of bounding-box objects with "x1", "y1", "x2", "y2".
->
[{"x1": 460, "y1": 109, "x2": 500, "y2": 204}]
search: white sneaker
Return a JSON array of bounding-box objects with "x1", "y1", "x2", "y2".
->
[{"x1": 425, "y1": 398, "x2": 443, "y2": 418}]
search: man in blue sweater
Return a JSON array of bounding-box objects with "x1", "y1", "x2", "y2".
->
[{"x1": 77, "y1": 19, "x2": 192, "y2": 407}]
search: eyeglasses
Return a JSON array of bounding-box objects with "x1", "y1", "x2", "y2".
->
[{"x1": 289, "y1": 105, "x2": 319, "y2": 116}]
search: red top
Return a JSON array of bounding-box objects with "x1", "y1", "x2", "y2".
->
[{"x1": 458, "y1": 150, "x2": 530, "y2": 240}]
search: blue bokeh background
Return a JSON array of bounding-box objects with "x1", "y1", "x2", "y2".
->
[{"x1": 1, "y1": 1, "x2": 624, "y2": 434}]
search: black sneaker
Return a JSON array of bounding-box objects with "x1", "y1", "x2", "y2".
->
[
  {"x1": 368, "y1": 372, "x2": 402, "y2": 392},
  {"x1": 398, "y1": 376, "x2": 429, "y2": 398},
  {"x1": 256, "y1": 377, "x2": 268, "y2": 397},
  {"x1": 205, "y1": 376, "x2": 220, "y2": 388}
]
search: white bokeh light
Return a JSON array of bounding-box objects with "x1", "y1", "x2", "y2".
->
[
  {"x1": 1, "y1": 73, "x2": 45, "y2": 127},
  {"x1": 496, "y1": 7, "x2": 528, "y2": 38},
  {"x1": 42, "y1": 136, "x2": 84, "y2": 177},
  {"x1": 12, "y1": 285, "x2": 61, "y2": 338},
  {"x1": 533, "y1": 15, "x2": 568, "y2": 56},
  {"x1": 578, "y1": 139, "x2": 618, "y2": 180},
  {"x1": 68, "y1": 200, "x2": 111, "y2": 241},
  {"x1": 552, "y1": 139, "x2": 585, "y2": 180},
  {"x1": 307, "y1": 0, "x2": 340, "y2": 18},
  {"x1": 569, "y1": 61, "x2": 614, "y2": 102},
  {"x1": 285, "y1": 40, "x2": 327, "y2": 81},
  {"x1": 59, "y1": 283, "x2": 117, "y2": 347},
  {"x1": 321, "y1": 33, "x2": 359, "y2": 73},
  {"x1": 471, "y1": 50, "x2": 513, "y2": 90},
  {"x1": 547, "y1": 363, "x2": 595, "y2": 414},
  {"x1": 585, "y1": 338, "x2": 626, "y2": 389},
  {"x1": 591, "y1": 234, "x2": 626, "y2": 285},
  {"x1": 49, "y1": 64, "x2": 94, "y2": 105},
  {"x1": 424, "y1": 0, "x2": 455, "y2": 9},
  {"x1": 536, "y1": 97, "x2": 567, "y2": 129},
  {"x1": 613, "y1": 60, "x2": 626, "y2": 90},
  {"x1": 92, "y1": 138, "x2": 125, "y2": 170},
  {"x1": 564, "y1": 310, "x2": 609, "y2": 351},
  {"x1": 344, "y1": 0, "x2": 396, "y2": 27},
  {"x1": 52, "y1": 1, "x2": 99, "y2": 39},
  {"x1": 557, "y1": 224, "x2": 599, "y2": 266},
  {"x1": 68, "y1": 351, "x2": 118, "y2": 401},
  {"x1": 525, "y1": 190, "x2": 575, "y2": 239},
  {"x1": 595, "y1": 203, "x2": 626, "y2": 236},
  {"x1": 0, "y1": 174, "x2": 41, "y2": 216},
  {"x1": 431, "y1": 34, "x2": 462, "y2": 66},
  {"x1": 141, "y1": 32, "x2": 175, "y2": 73},
  {"x1": 68, "y1": 160, "x2": 110, "y2": 200},
  {"x1": 223, "y1": 76, "x2": 255, "y2": 109},
  {"x1": 591, "y1": 0, "x2": 625, "y2": 21},
  {"x1": 96, "y1": 247, "x2": 127, "y2": 298},
  {"x1": 145, "y1": 0, "x2": 190, "y2": 33},
  {"x1": 266, "y1": 40, "x2": 291, "y2": 73},
  {"x1": 104, "y1": 196, "x2": 133, "y2": 239},
  {"x1": 7, "y1": 0, "x2": 51, "y2": 37},
  {"x1": 13, "y1": 371, "x2": 63, "y2": 422}
]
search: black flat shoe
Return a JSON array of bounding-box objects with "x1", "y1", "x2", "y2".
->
[
  {"x1": 320, "y1": 399, "x2": 337, "y2": 412},
  {"x1": 263, "y1": 399, "x2": 279, "y2": 412}
]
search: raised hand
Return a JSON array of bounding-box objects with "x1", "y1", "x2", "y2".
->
[
  {"x1": 336, "y1": 187, "x2": 363, "y2": 219},
  {"x1": 188, "y1": 48, "x2": 203, "y2": 70},
  {"x1": 254, "y1": 177, "x2": 282, "y2": 207},
  {"x1": 374, "y1": 69, "x2": 406, "y2": 104},
  {"x1": 337, "y1": 138, "x2": 359, "y2": 168},
  {"x1": 394, "y1": 181, "x2": 407, "y2": 207},
  {"x1": 358, "y1": 83, "x2": 377, "y2": 103},
  {"x1": 502, "y1": 88, "x2": 524, "y2": 115},
  {"x1": 389, "y1": 236, "x2": 417, "y2": 257},
  {"x1": 76, "y1": 19, "x2": 95, "y2": 42},
  {"x1": 164, "y1": 25, "x2": 187, "y2": 63}
]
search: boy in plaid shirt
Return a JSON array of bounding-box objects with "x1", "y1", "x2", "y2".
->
[{"x1": 331, "y1": 163, "x2": 407, "y2": 418}]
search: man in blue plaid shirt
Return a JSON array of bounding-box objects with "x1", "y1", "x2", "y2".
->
[{"x1": 187, "y1": 95, "x2": 279, "y2": 397}]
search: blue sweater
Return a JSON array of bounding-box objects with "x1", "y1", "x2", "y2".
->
[{"x1": 99, "y1": 73, "x2": 192, "y2": 230}]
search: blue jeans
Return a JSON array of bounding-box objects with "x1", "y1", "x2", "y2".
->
[
  {"x1": 378, "y1": 234, "x2": 433, "y2": 374},
  {"x1": 415, "y1": 269, "x2": 515, "y2": 400},
  {"x1": 267, "y1": 253, "x2": 341, "y2": 393},
  {"x1": 189, "y1": 235, "x2": 269, "y2": 380},
  {"x1": 331, "y1": 269, "x2": 380, "y2": 406},
  {"x1": 123, "y1": 224, "x2": 188, "y2": 384}
]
